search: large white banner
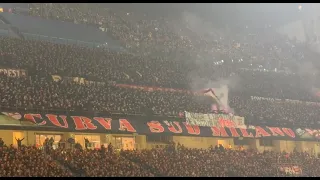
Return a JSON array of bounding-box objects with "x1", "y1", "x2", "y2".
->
[{"x1": 185, "y1": 111, "x2": 246, "y2": 128}]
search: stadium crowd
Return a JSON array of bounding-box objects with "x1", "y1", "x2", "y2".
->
[
  {"x1": 121, "y1": 145, "x2": 297, "y2": 177},
  {"x1": 125, "y1": 144, "x2": 320, "y2": 177},
  {"x1": 0, "y1": 76, "x2": 213, "y2": 115},
  {"x1": 25, "y1": 4, "x2": 312, "y2": 68},
  {"x1": 50, "y1": 147, "x2": 154, "y2": 177},
  {"x1": 27, "y1": 3, "x2": 193, "y2": 54},
  {"x1": 0, "y1": 3, "x2": 319, "y2": 178},
  {"x1": 0, "y1": 36, "x2": 190, "y2": 89},
  {"x1": 1, "y1": 142, "x2": 319, "y2": 177},
  {"x1": 0, "y1": 145, "x2": 72, "y2": 177},
  {"x1": 0, "y1": 34, "x2": 319, "y2": 127},
  {"x1": 229, "y1": 93, "x2": 320, "y2": 127}
]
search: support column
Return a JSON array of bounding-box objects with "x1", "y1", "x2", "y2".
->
[
  {"x1": 295, "y1": 141, "x2": 304, "y2": 152},
  {"x1": 248, "y1": 139, "x2": 258, "y2": 151},
  {"x1": 135, "y1": 135, "x2": 147, "y2": 150},
  {"x1": 100, "y1": 134, "x2": 107, "y2": 147},
  {"x1": 272, "y1": 140, "x2": 282, "y2": 152},
  {"x1": 314, "y1": 143, "x2": 320, "y2": 157}
]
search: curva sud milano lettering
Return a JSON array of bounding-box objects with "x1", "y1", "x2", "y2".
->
[{"x1": 1, "y1": 112, "x2": 320, "y2": 141}]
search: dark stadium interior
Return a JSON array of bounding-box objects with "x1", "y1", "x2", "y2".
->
[{"x1": 0, "y1": 3, "x2": 318, "y2": 177}]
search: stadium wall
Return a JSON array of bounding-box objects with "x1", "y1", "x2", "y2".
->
[{"x1": 1, "y1": 111, "x2": 320, "y2": 154}]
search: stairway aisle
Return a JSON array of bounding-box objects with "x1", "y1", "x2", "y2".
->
[{"x1": 43, "y1": 150, "x2": 79, "y2": 177}]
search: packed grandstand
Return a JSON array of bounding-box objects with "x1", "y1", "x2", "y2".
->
[{"x1": 0, "y1": 3, "x2": 319, "y2": 177}]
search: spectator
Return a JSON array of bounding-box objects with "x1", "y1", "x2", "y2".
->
[
  {"x1": 15, "y1": 137, "x2": 24, "y2": 149},
  {"x1": 74, "y1": 142, "x2": 82, "y2": 150},
  {"x1": 84, "y1": 138, "x2": 89, "y2": 150},
  {"x1": 49, "y1": 137, "x2": 54, "y2": 148},
  {"x1": 108, "y1": 143, "x2": 113, "y2": 153},
  {"x1": 0, "y1": 138, "x2": 4, "y2": 147},
  {"x1": 58, "y1": 139, "x2": 65, "y2": 149}
]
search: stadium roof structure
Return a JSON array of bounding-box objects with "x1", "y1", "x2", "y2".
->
[{"x1": 101, "y1": 3, "x2": 304, "y2": 29}]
